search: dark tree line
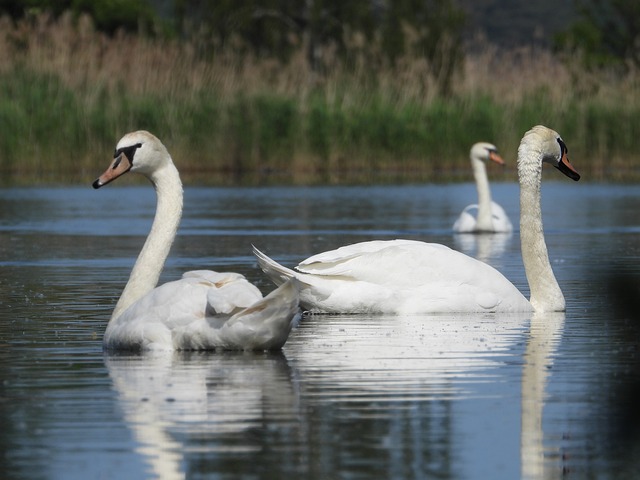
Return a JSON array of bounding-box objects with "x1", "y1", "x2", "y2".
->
[
  {"x1": 554, "y1": 0, "x2": 640, "y2": 69},
  {"x1": 1, "y1": 0, "x2": 638, "y2": 83},
  {"x1": 173, "y1": 0, "x2": 467, "y2": 94},
  {"x1": 0, "y1": 0, "x2": 155, "y2": 33},
  {"x1": 0, "y1": 0, "x2": 467, "y2": 95}
]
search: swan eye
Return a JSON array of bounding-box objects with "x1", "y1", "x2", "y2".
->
[{"x1": 113, "y1": 142, "x2": 143, "y2": 163}]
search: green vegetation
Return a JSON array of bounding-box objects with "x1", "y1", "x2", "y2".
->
[{"x1": 0, "y1": 12, "x2": 639, "y2": 184}]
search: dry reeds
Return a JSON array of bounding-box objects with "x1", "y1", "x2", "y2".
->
[{"x1": 0, "y1": 12, "x2": 639, "y2": 184}]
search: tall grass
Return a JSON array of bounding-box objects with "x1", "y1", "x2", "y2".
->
[{"x1": 0, "y1": 13, "x2": 639, "y2": 184}]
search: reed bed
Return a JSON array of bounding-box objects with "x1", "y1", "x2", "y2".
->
[{"x1": 0, "y1": 13, "x2": 639, "y2": 184}]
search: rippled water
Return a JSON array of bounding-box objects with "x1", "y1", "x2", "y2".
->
[{"x1": 1, "y1": 182, "x2": 639, "y2": 479}]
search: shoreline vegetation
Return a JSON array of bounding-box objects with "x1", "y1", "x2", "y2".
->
[{"x1": 1, "y1": 13, "x2": 639, "y2": 185}]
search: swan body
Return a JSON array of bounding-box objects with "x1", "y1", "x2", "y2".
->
[
  {"x1": 254, "y1": 240, "x2": 531, "y2": 314},
  {"x1": 93, "y1": 131, "x2": 301, "y2": 351},
  {"x1": 453, "y1": 202, "x2": 512, "y2": 233},
  {"x1": 453, "y1": 142, "x2": 513, "y2": 233},
  {"x1": 255, "y1": 125, "x2": 580, "y2": 314}
]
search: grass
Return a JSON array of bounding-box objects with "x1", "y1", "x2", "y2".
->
[{"x1": 0, "y1": 13, "x2": 639, "y2": 184}]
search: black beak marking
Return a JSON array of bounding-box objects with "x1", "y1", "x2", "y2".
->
[
  {"x1": 555, "y1": 137, "x2": 580, "y2": 181},
  {"x1": 114, "y1": 142, "x2": 143, "y2": 164}
]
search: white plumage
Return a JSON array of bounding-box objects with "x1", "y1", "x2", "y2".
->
[
  {"x1": 93, "y1": 131, "x2": 301, "y2": 351},
  {"x1": 254, "y1": 239, "x2": 530, "y2": 314},
  {"x1": 255, "y1": 126, "x2": 580, "y2": 314},
  {"x1": 453, "y1": 142, "x2": 513, "y2": 233}
]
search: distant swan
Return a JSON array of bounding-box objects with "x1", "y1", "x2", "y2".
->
[
  {"x1": 254, "y1": 125, "x2": 580, "y2": 314},
  {"x1": 453, "y1": 142, "x2": 513, "y2": 233},
  {"x1": 93, "y1": 131, "x2": 300, "y2": 351}
]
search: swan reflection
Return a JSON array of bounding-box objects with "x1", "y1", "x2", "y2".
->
[
  {"x1": 284, "y1": 311, "x2": 564, "y2": 476},
  {"x1": 106, "y1": 311, "x2": 565, "y2": 478},
  {"x1": 284, "y1": 313, "x2": 532, "y2": 404},
  {"x1": 521, "y1": 311, "x2": 565, "y2": 479},
  {"x1": 453, "y1": 231, "x2": 512, "y2": 263},
  {"x1": 105, "y1": 351, "x2": 298, "y2": 479}
]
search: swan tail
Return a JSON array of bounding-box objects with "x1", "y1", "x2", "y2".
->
[
  {"x1": 223, "y1": 278, "x2": 302, "y2": 350},
  {"x1": 252, "y1": 245, "x2": 297, "y2": 287}
]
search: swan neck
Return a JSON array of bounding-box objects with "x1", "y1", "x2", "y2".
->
[
  {"x1": 111, "y1": 162, "x2": 183, "y2": 321},
  {"x1": 518, "y1": 148, "x2": 564, "y2": 312},
  {"x1": 472, "y1": 157, "x2": 493, "y2": 231}
]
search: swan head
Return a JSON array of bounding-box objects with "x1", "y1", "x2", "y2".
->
[
  {"x1": 518, "y1": 125, "x2": 580, "y2": 181},
  {"x1": 470, "y1": 142, "x2": 505, "y2": 165},
  {"x1": 92, "y1": 131, "x2": 171, "y2": 189}
]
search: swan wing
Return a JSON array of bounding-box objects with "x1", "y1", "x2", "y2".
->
[
  {"x1": 181, "y1": 270, "x2": 263, "y2": 314},
  {"x1": 453, "y1": 203, "x2": 512, "y2": 233},
  {"x1": 103, "y1": 278, "x2": 211, "y2": 350},
  {"x1": 217, "y1": 279, "x2": 301, "y2": 350},
  {"x1": 452, "y1": 204, "x2": 478, "y2": 233},
  {"x1": 490, "y1": 201, "x2": 513, "y2": 232},
  {"x1": 103, "y1": 272, "x2": 299, "y2": 351},
  {"x1": 256, "y1": 240, "x2": 530, "y2": 314},
  {"x1": 297, "y1": 239, "x2": 430, "y2": 276}
]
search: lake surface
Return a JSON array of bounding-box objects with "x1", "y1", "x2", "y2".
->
[{"x1": 1, "y1": 181, "x2": 639, "y2": 479}]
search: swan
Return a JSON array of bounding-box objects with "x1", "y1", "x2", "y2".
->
[
  {"x1": 453, "y1": 142, "x2": 513, "y2": 233},
  {"x1": 93, "y1": 130, "x2": 301, "y2": 351},
  {"x1": 254, "y1": 125, "x2": 580, "y2": 314}
]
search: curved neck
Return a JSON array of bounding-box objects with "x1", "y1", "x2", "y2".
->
[
  {"x1": 111, "y1": 163, "x2": 183, "y2": 321},
  {"x1": 472, "y1": 157, "x2": 493, "y2": 231},
  {"x1": 518, "y1": 146, "x2": 564, "y2": 312}
]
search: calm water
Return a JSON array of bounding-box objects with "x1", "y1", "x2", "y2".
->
[{"x1": 1, "y1": 181, "x2": 639, "y2": 479}]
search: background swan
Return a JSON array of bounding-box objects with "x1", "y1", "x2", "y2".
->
[
  {"x1": 93, "y1": 131, "x2": 301, "y2": 351},
  {"x1": 254, "y1": 125, "x2": 580, "y2": 314},
  {"x1": 453, "y1": 142, "x2": 513, "y2": 233}
]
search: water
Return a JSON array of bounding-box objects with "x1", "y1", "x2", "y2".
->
[{"x1": 1, "y1": 181, "x2": 639, "y2": 479}]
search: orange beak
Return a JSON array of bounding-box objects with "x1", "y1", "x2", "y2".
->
[
  {"x1": 557, "y1": 150, "x2": 580, "y2": 181},
  {"x1": 92, "y1": 153, "x2": 133, "y2": 189},
  {"x1": 488, "y1": 151, "x2": 505, "y2": 166}
]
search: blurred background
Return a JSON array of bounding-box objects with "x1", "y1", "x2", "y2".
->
[{"x1": 0, "y1": 0, "x2": 638, "y2": 184}]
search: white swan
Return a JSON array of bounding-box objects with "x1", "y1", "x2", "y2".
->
[
  {"x1": 93, "y1": 130, "x2": 301, "y2": 351},
  {"x1": 453, "y1": 142, "x2": 513, "y2": 233},
  {"x1": 254, "y1": 125, "x2": 580, "y2": 314}
]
